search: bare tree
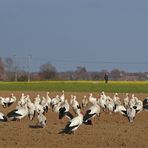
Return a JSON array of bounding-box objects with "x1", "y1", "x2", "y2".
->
[
  {"x1": 110, "y1": 69, "x2": 127, "y2": 80},
  {"x1": 39, "y1": 62, "x2": 57, "y2": 80},
  {"x1": 91, "y1": 72, "x2": 100, "y2": 80},
  {"x1": 4, "y1": 57, "x2": 15, "y2": 81},
  {"x1": 0, "y1": 57, "x2": 5, "y2": 81},
  {"x1": 74, "y1": 66, "x2": 90, "y2": 80},
  {"x1": 4, "y1": 57, "x2": 14, "y2": 72}
]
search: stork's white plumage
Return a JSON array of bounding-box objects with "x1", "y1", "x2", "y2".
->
[
  {"x1": 88, "y1": 93, "x2": 97, "y2": 104},
  {"x1": 59, "y1": 110, "x2": 83, "y2": 134},
  {"x1": 41, "y1": 97, "x2": 47, "y2": 107},
  {"x1": 59, "y1": 90, "x2": 65, "y2": 103},
  {"x1": 101, "y1": 91, "x2": 107, "y2": 100},
  {"x1": 50, "y1": 95, "x2": 60, "y2": 108},
  {"x1": 41, "y1": 97, "x2": 49, "y2": 113},
  {"x1": 59, "y1": 99, "x2": 73, "y2": 120},
  {"x1": 113, "y1": 93, "x2": 121, "y2": 106},
  {"x1": 35, "y1": 104, "x2": 44, "y2": 114},
  {"x1": 19, "y1": 93, "x2": 27, "y2": 106},
  {"x1": 105, "y1": 96, "x2": 115, "y2": 114},
  {"x1": 34, "y1": 94, "x2": 41, "y2": 104},
  {"x1": 113, "y1": 93, "x2": 119, "y2": 102},
  {"x1": 0, "y1": 96, "x2": 6, "y2": 107},
  {"x1": 20, "y1": 93, "x2": 26, "y2": 100},
  {"x1": 9, "y1": 93, "x2": 17, "y2": 105},
  {"x1": 27, "y1": 100, "x2": 36, "y2": 120},
  {"x1": 134, "y1": 98, "x2": 143, "y2": 113},
  {"x1": 46, "y1": 92, "x2": 51, "y2": 108},
  {"x1": 37, "y1": 112, "x2": 46, "y2": 128},
  {"x1": 0, "y1": 94, "x2": 16, "y2": 108},
  {"x1": 127, "y1": 107, "x2": 136, "y2": 122},
  {"x1": 82, "y1": 96, "x2": 88, "y2": 108},
  {"x1": 143, "y1": 98, "x2": 148, "y2": 110},
  {"x1": 83, "y1": 102, "x2": 100, "y2": 125},
  {"x1": 70, "y1": 96, "x2": 81, "y2": 114},
  {"x1": 114, "y1": 105, "x2": 127, "y2": 115},
  {"x1": 129, "y1": 94, "x2": 136, "y2": 108},
  {"x1": 124, "y1": 93, "x2": 129, "y2": 108},
  {"x1": 52, "y1": 101, "x2": 62, "y2": 113},
  {"x1": 0, "y1": 97, "x2": 10, "y2": 108},
  {"x1": 98, "y1": 94, "x2": 106, "y2": 110},
  {"x1": 17, "y1": 94, "x2": 29, "y2": 109},
  {"x1": 46, "y1": 92, "x2": 51, "y2": 100},
  {"x1": 7, "y1": 104, "x2": 28, "y2": 121},
  {"x1": 0, "y1": 112, "x2": 7, "y2": 122},
  {"x1": 34, "y1": 94, "x2": 45, "y2": 114}
]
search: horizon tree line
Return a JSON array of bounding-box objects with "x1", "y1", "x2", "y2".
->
[{"x1": 0, "y1": 57, "x2": 147, "y2": 81}]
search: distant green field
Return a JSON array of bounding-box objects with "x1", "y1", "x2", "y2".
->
[{"x1": 0, "y1": 81, "x2": 148, "y2": 93}]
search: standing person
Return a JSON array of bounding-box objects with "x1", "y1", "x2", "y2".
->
[{"x1": 104, "y1": 73, "x2": 108, "y2": 84}]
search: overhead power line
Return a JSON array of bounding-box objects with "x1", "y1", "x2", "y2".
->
[
  {"x1": 44, "y1": 59, "x2": 148, "y2": 65},
  {"x1": 6, "y1": 56, "x2": 148, "y2": 65}
]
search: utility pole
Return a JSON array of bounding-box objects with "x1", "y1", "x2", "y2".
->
[
  {"x1": 27, "y1": 55, "x2": 32, "y2": 82},
  {"x1": 13, "y1": 55, "x2": 17, "y2": 82}
]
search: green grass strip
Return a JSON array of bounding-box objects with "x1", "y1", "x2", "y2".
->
[{"x1": 0, "y1": 81, "x2": 147, "y2": 93}]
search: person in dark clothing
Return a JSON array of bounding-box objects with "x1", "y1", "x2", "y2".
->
[{"x1": 104, "y1": 73, "x2": 108, "y2": 84}]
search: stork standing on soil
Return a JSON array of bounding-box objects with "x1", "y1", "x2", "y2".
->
[
  {"x1": 37, "y1": 112, "x2": 47, "y2": 128},
  {"x1": 143, "y1": 98, "x2": 148, "y2": 110},
  {"x1": 89, "y1": 93, "x2": 97, "y2": 105},
  {"x1": 59, "y1": 109, "x2": 83, "y2": 134},
  {"x1": 70, "y1": 95, "x2": 81, "y2": 114},
  {"x1": 83, "y1": 101, "x2": 101, "y2": 125},
  {"x1": 127, "y1": 106, "x2": 136, "y2": 122},
  {"x1": 0, "y1": 93, "x2": 16, "y2": 108},
  {"x1": 7, "y1": 103, "x2": 29, "y2": 121},
  {"x1": 0, "y1": 112, "x2": 8, "y2": 122},
  {"x1": 81, "y1": 96, "x2": 88, "y2": 108},
  {"x1": 59, "y1": 99, "x2": 73, "y2": 120}
]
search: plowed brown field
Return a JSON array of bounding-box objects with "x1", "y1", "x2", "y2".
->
[{"x1": 0, "y1": 92, "x2": 148, "y2": 148}]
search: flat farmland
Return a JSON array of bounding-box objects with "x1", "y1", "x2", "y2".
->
[
  {"x1": 0, "y1": 81, "x2": 148, "y2": 93},
  {"x1": 0, "y1": 91, "x2": 148, "y2": 148}
]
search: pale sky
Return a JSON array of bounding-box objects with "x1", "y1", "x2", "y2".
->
[{"x1": 0, "y1": 0, "x2": 148, "y2": 72}]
